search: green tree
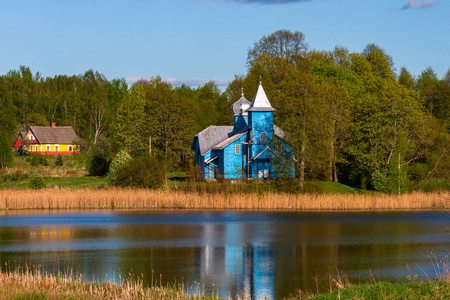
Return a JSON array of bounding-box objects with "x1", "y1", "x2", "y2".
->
[
  {"x1": 107, "y1": 150, "x2": 131, "y2": 185},
  {"x1": 247, "y1": 29, "x2": 308, "y2": 67}
]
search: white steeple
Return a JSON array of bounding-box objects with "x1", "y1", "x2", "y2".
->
[{"x1": 247, "y1": 82, "x2": 275, "y2": 112}]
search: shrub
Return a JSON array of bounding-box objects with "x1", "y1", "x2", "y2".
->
[
  {"x1": 30, "y1": 155, "x2": 40, "y2": 166},
  {"x1": 371, "y1": 171, "x2": 388, "y2": 192},
  {"x1": 419, "y1": 179, "x2": 449, "y2": 192},
  {"x1": 107, "y1": 151, "x2": 131, "y2": 185},
  {"x1": 39, "y1": 156, "x2": 49, "y2": 166},
  {"x1": 113, "y1": 156, "x2": 165, "y2": 189},
  {"x1": 55, "y1": 155, "x2": 64, "y2": 166},
  {"x1": 87, "y1": 154, "x2": 109, "y2": 176},
  {"x1": 29, "y1": 174, "x2": 46, "y2": 190}
]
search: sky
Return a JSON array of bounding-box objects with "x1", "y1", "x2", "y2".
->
[{"x1": 0, "y1": 0, "x2": 449, "y2": 87}]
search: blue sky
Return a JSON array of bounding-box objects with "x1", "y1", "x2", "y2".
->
[{"x1": 0, "y1": 0, "x2": 448, "y2": 87}]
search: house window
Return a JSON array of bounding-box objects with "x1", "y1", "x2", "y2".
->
[
  {"x1": 69, "y1": 145, "x2": 73, "y2": 152},
  {"x1": 260, "y1": 132, "x2": 266, "y2": 142},
  {"x1": 55, "y1": 145, "x2": 59, "y2": 152},
  {"x1": 235, "y1": 144, "x2": 241, "y2": 155},
  {"x1": 35, "y1": 145, "x2": 38, "y2": 152},
  {"x1": 46, "y1": 144, "x2": 50, "y2": 152}
]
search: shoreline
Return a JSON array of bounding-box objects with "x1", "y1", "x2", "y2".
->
[{"x1": 0, "y1": 188, "x2": 448, "y2": 211}]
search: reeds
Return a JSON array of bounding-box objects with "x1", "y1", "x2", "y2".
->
[
  {"x1": 0, "y1": 188, "x2": 448, "y2": 210},
  {"x1": 0, "y1": 262, "x2": 207, "y2": 299}
]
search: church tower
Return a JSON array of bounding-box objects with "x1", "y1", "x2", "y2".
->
[
  {"x1": 247, "y1": 82, "x2": 275, "y2": 155},
  {"x1": 231, "y1": 88, "x2": 251, "y2": 131}
]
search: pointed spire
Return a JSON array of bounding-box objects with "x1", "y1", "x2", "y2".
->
[
  {"x1": 247, "y1": 83, "x2": 276, "y2": 112},
  {"x1": 241, "y1": 87, "x2": 244, "y2": 97},
  {"x1": 259, "y1": 75, "x2": 262, "y2": 85}
]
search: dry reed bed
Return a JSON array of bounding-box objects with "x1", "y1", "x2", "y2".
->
[
  {"x1": 0, "y1": 264, "x2": 213, "y2": 300},
  {"x1": 0, "y1": 189, "x2": 448, "y2": 210}
]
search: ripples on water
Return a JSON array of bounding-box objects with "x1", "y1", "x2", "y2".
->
[{"x1": 0, "y1": 210, "x2": 448, "y2": 299}]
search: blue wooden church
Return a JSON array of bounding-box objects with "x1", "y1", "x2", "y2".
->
[{"x1": 192, "y1": 83, "x2": 295, "y2": 180}]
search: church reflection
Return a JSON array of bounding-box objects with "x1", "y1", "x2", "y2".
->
[{"x1": 197, "y1": 222, "x2": 275, "y2": 299}]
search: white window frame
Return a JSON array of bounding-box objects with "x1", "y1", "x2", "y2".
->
[
  {"x1": 260, "y1": 132, "x2": 266, "y2": 142},
  {"x1": 68, "y1": 145, "x2": 73, "y2": 152},
  {"x1": 55, "y1": 144, "x2": 59, "y2": 152},
  {"x1": 46, "y1": 144, "x2": 51, "y2": 152},
  {"x1": 235, "y1": 144, "x2": 241, "y2": 155},
  {"x1": 35, "y1": 145, "x2": 38, "y2": 152}
]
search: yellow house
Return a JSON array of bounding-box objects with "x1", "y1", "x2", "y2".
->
[{"x1": 23, "y1": 124, "x2": 79, "y2": 155}]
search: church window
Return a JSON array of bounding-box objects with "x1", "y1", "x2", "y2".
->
[
  {"x1": 260, "y1": 132, "x2": 266, "y2": 142},
  {"x1": 235, "y1": 144, "x2": 241, "y2": 155}
]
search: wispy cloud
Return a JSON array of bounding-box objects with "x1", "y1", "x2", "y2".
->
[
  {"x1": 125, "y1": 76, "x2": 230, "y2": 87},
  {"x1": 211, "y1": 0, "x2": 310, "y2": 4},
  {"x1": 401, "y1": 0, "x2": 438, "y2": 9}
]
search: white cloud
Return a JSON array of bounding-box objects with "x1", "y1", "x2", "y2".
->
[
  {"x1": 125, "y1": 76, "x2": 230, "y2": 87},
  {"x1": 401, "y1": 0, "x2": 438, "y2": 9}
]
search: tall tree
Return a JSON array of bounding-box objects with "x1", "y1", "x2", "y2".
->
[{"x1": 247, "y1": 29, "x2": 308, "y2": 67}]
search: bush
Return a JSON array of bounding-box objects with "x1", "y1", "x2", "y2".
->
[
  {"x1": 87, "y1": 154, "x2": 110, "y2": 176},
  {"x1": 30, "y1": 155, "x2": 40, "y2": 166},
  {"x1": 419, "y1": 179, "x2": 449, "y2": 192},
  {"x1": 371, "y1": 171, "x2": 388, "y2": 192},
  {"x1": 113, "y1": 156, "x2": 165, "y2": 189},
  {"x1": 55, "y1": 155, "x2": 64, "y2": 166},
  {"x1": 107, "y1": 150, "x2": 131, "y2": 185},
  {"x1": 40, "y1": 156, "x2": 49, "y2": 166},
  {"x1": 29, "y1": 174, "x2": 46, "y2": 190}
]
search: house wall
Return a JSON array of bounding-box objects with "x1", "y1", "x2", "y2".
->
[{"x1": 26, "y1": 143, "x2": 78, "y2": 155}]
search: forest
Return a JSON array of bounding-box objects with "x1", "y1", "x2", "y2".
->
[{"x1": 0, "y1": 30, "x2": 448, "y2": 193}]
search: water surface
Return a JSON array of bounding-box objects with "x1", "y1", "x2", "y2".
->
[{"x1": 0, "y1": 210, "x2": 448, "y2": 299}]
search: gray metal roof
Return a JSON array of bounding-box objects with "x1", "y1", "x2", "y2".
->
[
  {"x1": 212, "y1": 130, "x2": 247, "y2": 150},
  {"x1": 274, "y1": 125, "x2": 285, "y2": 139},
  {"x1": 231, "y1": 96, "x2": 251, "y2": 116},
  {"x1": 194, "y1": 126, "x2": 234, "y2": 156},
  {"x1": 29, "y1": 126, "x2": 78, "y2": 144}
]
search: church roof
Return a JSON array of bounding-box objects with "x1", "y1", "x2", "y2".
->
[
  {"x1": 231, "y1": 96, "x2": 251, "y2": 116},
  {"x1": 231, "y1": 88, "x2": 251, "y2": 116},
  {"x1": 247, "y1": 83, "x2": 276, "y2": 112},
  {"x1": 193, "y1": 126, "x2": 234, "y2": 156},
  {"x1": 212, "y1": 127, "x2": 248, "y2": 150}
]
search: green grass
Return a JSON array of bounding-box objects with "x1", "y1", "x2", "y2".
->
[
  {"x1": 308, "y1": 280, "x2": 450, "y2": 300},
  {"x1": 0, "y1": 176, "x2": 107, "y2": 189},
  {"x1": 304, "y1": 181, "x2": 360, "y2": 194}
]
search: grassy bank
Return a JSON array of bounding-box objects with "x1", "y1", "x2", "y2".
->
[
  {"x1": 0, "y1": 265, "x2": 448, "y2": 300},
  {"x1": 0, "y1": 188, "x2": 447, "y2": 210}
]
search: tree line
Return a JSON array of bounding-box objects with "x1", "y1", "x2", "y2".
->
[{"x1": 0, "y1": 29, "x2": 448, "y2": 192}]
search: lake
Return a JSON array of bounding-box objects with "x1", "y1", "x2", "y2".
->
[{"x1": 0, "y1": 210, "x2": 448, "y2": 299}]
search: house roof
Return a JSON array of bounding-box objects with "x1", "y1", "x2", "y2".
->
[
  {"x1": 29, "y1": 126, "x2": 78, "y2": 144},
  {"x1": 247, "y1": 83, "x2": 276, "y2": 112}
]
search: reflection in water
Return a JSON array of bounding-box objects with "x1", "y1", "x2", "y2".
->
[{"x1": 0, "y1": 210, "x2": 448, "y2": 299}]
